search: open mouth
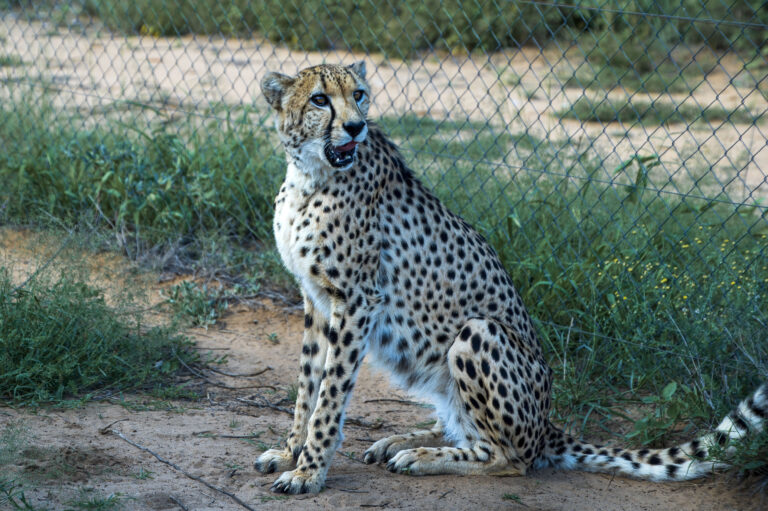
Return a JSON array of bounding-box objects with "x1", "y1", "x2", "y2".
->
[{"x1": 325, "y1": 141, "x2": 358, "y2": 168}]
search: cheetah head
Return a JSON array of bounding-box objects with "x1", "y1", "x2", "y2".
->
[{"x1": 261, "y1": 62, "x2": 370, "y2": 171}]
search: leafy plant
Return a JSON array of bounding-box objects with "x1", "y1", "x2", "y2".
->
[
  {"x1": 0, "y1": 478, "x2": 42, "y2": 511},
  {"x1": 0, "y1": 267, "x2": 196, "y2": 405},
  {"x1": 162, "y1": 281, "x2": 227, "y2": 328},
  {"x1": 625, "y1": 382, "x2": 708, "y2": 447}
]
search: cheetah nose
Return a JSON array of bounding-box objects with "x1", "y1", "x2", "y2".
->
[{"x1": 343, "y1": 121, "x2": 366, "y2": 138}]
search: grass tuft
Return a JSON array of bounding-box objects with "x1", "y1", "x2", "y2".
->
[
  {"x1": 0, "y1": 54, "x2": 24, "y2": 67},
  {"x1": 66, "y1": 489, "x2": 124, "y2": 511},
  {"x1": 0, "y1": 477, "x2": 39, "y2": 511},
  {"x1": 0, "y1": 266, "x2": 196, "y2": 405},
  {"x1": 709, "y1": 427, "x2": 768, "y2": 493},
  {"x1": 162, "y1": 280, "x2": 228, "y2": 328}
]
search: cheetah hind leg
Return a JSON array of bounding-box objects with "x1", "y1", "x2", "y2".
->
[
  {"x1": 387, "y1": 318, "x2": 547, "y2": 476},
  {"x1": 363, "y1": 420, "x2": 447, "y2": 464}
]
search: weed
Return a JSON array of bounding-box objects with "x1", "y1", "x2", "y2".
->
[
  {"x1": 502, "y1": 493, "x2": 524, "y2": 504},
  {"x1": 162, "y1": 281, "x2": 227, "y2": 328},
  {"x1": 0, "y1": 421, "x2": 29, "y2": 466},
  {"x1": 0, "y1": 478, "x2": 42, "y2": 511},
  {"x1": 286, "y1": 384, "x2": 298, "y2": 404},
  {"x1": 66, "y1": 489, "x2": 124, "y2": 510},
  {"x1": 266, "y1": 332, "x2": 279, "y2": 344},
  {"x1": 625, "y1": 382, "x2": 708, "y2": 447},
  {"x1": 560, "y1": 33, "x2": 719, "y2": 93},
  {"x1": 0, "y1": 266, "x2": 197, "y2": 405},
  {"x1": 130, "y1": 467, "x2": 154, "y2": 480},
  {"x1": 0, "y1": 103, "x2": 292, "y2": 300},
  {"x1": 709, "y1": 427, "x2": 768, "y2": 490}
]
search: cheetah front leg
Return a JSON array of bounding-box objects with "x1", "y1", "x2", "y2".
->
[
  {"x1": 255, "y1": 296, "x2": 327, "y2": 474},
  {"x1": 363, "y1": 420, "x2": 447, "y2": 464},
  {"x1": 269, "y1": 295, "x2": 368, "y2": 494}
]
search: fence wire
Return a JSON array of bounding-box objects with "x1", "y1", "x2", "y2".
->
[{"x1": 0, "y1": 1, "x2": 766, "y2": 388}]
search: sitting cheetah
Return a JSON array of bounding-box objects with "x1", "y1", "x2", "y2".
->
[{"x1": 253, "y1": 61, "x2": 767, "y2": 494}]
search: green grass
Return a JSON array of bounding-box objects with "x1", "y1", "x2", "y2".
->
[
  {"x1": 0, "y1": 263, "x2": 197, "y2": 405},
  {"x1": 557, "y1": 96, "x2": 760, "y2": 125},
  {"x1": 0, "y1": 54, "x2": 24, "y2": 67},
  {"x1": 66, "y1": 489, "x2": 124, "y2": 511},
  {"x1": 454, "y1": 160, "x2": 767, "y2": 437},
  {"x1": 0, "y1": 101, "x2": 766, "y2": 477},
  {"x1": 0, "y1": 103, "x2": 294, "y2": 297},
  {"x1": 0, "y1": 477, "x2": 39, "y2": 511}
]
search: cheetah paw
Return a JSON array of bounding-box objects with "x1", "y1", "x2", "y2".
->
[
  {"x1": 254, "y1": 448, "x2": 295, "y2": 474},
  {"x1": 363, "y1": 436, "x2": 410, "y2": 464},
  {"x1": 270, "y1": 469, "x2": 324, "y2": 494},
  {"x1": 385, "y1": 448, "x2": 423, "y2": 474}
]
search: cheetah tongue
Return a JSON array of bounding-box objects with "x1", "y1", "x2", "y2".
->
[{"x1": 335, "y1": 141, "x2": 358, "y2": 152}]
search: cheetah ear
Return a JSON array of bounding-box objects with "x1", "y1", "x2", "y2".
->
[
  {"x1": 348, "y1": 61, "x2": 366, "y2": 80},
  {"x1": 261, "y1": 71, "x2": 294, "y2": 110}
]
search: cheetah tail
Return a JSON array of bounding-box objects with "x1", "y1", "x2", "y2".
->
[{"x1": 535, "y1": 382, "x2": 768, "y2": 481}]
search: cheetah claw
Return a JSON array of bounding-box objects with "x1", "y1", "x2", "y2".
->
[
  {"x1": 364, "y1": 436, "x2": 415, "y2": 464},
  {"x1": 270, "y1": 469, "x2": 324, "y2": 494},
  {"x1": 386, "y1": 457, "x2": 415, "y2": 474}
]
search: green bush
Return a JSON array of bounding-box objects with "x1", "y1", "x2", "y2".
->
[
  {"x1": 0, "y1": 267, "x2": 195, "y2": 404},
  {"x1": 77, "y1": 0, "x2": 767, "y2": 57}
]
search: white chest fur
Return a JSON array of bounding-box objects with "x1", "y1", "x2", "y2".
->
[{"x1": 273, "y1": 162, "x2": 333, "y2": 318}]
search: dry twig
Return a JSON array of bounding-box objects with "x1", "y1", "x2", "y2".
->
[
  {"x1": 193, "y1": 431, "x2": 263, "y2": 439},
  {"x1": 236, "y1": 396, "x2": 294, "y2": 415},
  {"x1": 106, "y1": 428, "x2": 256, "y2": 511},
  {"x1": 174, "y1": 351, "x2": 276, "y2": 391},
  {"x1": 169, "y1": 495, "x2": 189, "y2": 511},
  {"x1": 207, "y1": 366, "x2": 273, "y2": 378}
]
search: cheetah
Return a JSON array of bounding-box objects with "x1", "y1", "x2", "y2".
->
[{"x1": 253, "y1": 61, "x2": 768, "y2": 494}]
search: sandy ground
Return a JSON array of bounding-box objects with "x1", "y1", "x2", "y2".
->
[
  {"x1": 0, "y1": 12, "x2": 766, "y2": 203},
  {"x1": 1, "y1": 229, "x2": 765, "y2": 511}
]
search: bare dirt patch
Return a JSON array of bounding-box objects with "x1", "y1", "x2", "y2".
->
[{"x1": 1, "y1": 229, "x2": 764, "y2": 510}]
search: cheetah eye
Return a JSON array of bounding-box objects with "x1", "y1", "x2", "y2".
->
[
  {"x1": 310, "y1": 94, "x2": 329, "y2": 107},
  {"x1": 353, "y1": 90, "x2": 365, "y2": 102}
]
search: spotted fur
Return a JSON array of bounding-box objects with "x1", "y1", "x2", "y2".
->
[{"x1": 253, "y1": 62, "x2": 768, "y2": 494}]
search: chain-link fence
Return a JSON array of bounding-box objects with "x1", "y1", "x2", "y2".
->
[{"x1": 1, "y1": 2, "x2": 766, "y2": 406}]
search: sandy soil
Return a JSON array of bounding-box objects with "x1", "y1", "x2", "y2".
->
[{"x1": 0, "y1": 229, "x2": 764, "y2": 511}]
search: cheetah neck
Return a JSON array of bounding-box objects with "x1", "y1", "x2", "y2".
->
[{"x1": 283, "y1": 159, "x2": 324, "y2": 197}]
